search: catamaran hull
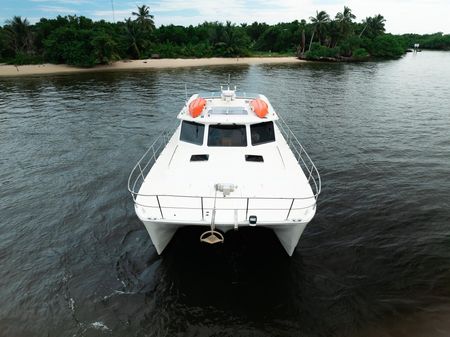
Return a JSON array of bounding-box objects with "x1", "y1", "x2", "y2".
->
[{"x1": 141, "y1": 220, "x2": 309, "y2": 256}]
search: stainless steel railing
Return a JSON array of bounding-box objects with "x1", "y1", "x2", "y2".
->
[
  {"x1": 131, "y1": 194, "x2": 317, "y2": 222},
  {"x1": 276, "y1": 114, "x2": 322, "y2": 200},
  {"x1": 127, "y1": 122, "x2": 179, "y2": 199}
]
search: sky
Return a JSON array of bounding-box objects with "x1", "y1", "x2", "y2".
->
[{"x1": 1, "y1": 0, "x2": 449, "y2": 34}]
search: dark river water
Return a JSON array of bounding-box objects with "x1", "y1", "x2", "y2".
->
[{"x1": 1, "y1": 51, "x2": 450, "y2": 337}]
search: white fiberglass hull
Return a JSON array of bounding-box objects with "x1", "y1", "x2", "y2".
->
[{"x1": 140, "y1": 218, "x2": 311, "y2": 256}]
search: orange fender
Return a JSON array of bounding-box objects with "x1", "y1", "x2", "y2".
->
[
  {"x1": 189, "y1": 97, "x2": 206, "y2": 118},
  {"x1": 250, "y1": 98, "x2": 269, "y2": 118}
]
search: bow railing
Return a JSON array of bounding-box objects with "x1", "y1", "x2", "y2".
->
[
  {"x1": 127, "y1": 123, "x2": 179, "y2": 198},
  {"x1": 276, "y1": 115, "x2": 321, "y2": 200}
]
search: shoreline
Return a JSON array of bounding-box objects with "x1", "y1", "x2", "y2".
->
[{"x1": 0, "y1": 57, "x2": 304, "y2": 77}]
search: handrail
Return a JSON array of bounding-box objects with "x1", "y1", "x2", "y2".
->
[
  {"x1": 133, "y1": 199, "x2": 317, "y2": 212},
  {"x1": 127, "y1": 122, "x2": 179, "y2": 200},
  {"x1": 275, "y1": 114, "x2": 322, "y2": 200}
]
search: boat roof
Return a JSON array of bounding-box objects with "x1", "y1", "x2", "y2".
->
[{"x1": 177, "y1": 89, "x2": 279, "y2": 124}]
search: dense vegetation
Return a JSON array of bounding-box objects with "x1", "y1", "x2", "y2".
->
[{"x1": 0, "y1": 5, "x2": 448, "y2": 67}]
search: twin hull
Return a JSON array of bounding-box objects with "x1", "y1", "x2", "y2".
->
[{"x1": 139, "y1": 216, "x2": 313, "y2": 256}]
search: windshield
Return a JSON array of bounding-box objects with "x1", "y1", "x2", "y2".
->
[
  {"x1": 180, "y1": 121, "x2": 204, "y2": 145},
  {"x1": 251, "y1": 121, "x2": 275, "y2": 145},
  {"x1": 207, "y1": 125, "x2": 247, "y2": 147}
]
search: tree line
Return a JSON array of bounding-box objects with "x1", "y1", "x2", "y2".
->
[{"x1": 0, "y1": 5, "x2": 449, "y2": 67}]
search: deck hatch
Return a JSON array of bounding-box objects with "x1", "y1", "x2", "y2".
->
[
  {"x1": 209, "y1": 107, "x2": 248, "y2": 115},
  {"x1": 198, "y1": 92, "x2": 258, "y2": 99},
  {"x1": 245, "y1": 155, "x2": 264, "y2": 162},
  {"x1": 190, "y1": 154, "x2": 209, "y2": 161}
]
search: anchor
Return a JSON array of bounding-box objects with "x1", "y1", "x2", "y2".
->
[
  {"x1": 199, "y1": 227, "x2": 224, "y2": 244},
  {"x1": 200, "y1": 183, "x2": 237, "y2": 245}
]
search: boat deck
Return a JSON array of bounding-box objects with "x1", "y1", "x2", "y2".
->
[{"x1": 134, "y1": 125, "x2": 317, "y2": 225}]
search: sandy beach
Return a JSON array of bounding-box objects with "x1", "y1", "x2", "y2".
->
[{"x1": 0, "y1": 57, "x2": 304, "y2": 77}]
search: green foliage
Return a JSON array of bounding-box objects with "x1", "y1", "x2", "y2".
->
[
  {"x1": 352, "y1": 48, "x2": 369, "y2": 60},
  {"x1": 44, "y1": 27, "x2": 95, "y2": 66},
  {"x1": 246, "y1": 22, "x2": 269, "y2": 43},
  {"x1": 2, "y1": 5, "x2": 447, "y2": 66},
  {"x1": 339, "y1": 35, "x2": 362, "y2": 56},
  {"x1": 7, "y1": 52, "x2": 43, "y2": 65},
  {"x1": 250, "y1": 51, "x2": 295, "y2": 57},
  {"x1": 132, "y1": 5, "x2": 155, "y2": 32},
  {"x1": 365, "y1": 34, "x2": 405, "y2": 58},
  {"x1": 43, "y1": 24, "x2": 118, "y2": 67},
  {"x1": 421, "y1": 34, "x2": 450, "y2": 49},
  {"x1": 156, "y1": 25, "x2": 189, "y2": 45},
  {"x1": 214, "y1": 22, "x2": 250, "y2": 56},
  {"x1": 304, "y1": 43, "x2": 339, "y2": 59},
  {"x1": 151, "y1": 42, "x2": 213, "y2": 58},
  {"x1": 91, "y1": 32, "x2": 118, "y2": 64},
  {"x1": 254, "y1": 23, "x2": 300, "y2": 52},
  {"x1": 401, "y1": 33, "x2": 450, "y2": 50},
  {"x1": 309, "y1": 10, "x2": 330, "y2": 46},
  {"x1": 359, "y1": 15, "x2": 386, "y2": 39},
  {"x1": 335, "y1": 6, "x2": 356, "y2": 40},
  {"x1": 4, "y1": 16, "x2": 33, "y2": 54},
  {"x1": 0, "y1": 28, "x2": 7, "y2": 60},
  {"x1": 122, "y1": 18, "x2": 149, "y2": 59}
]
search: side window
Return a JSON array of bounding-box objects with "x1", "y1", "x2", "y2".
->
[
  {"x1": 251, "y1": 122, "x2": 275, "y2": 145},
  {"x1": 180, "y1": 121, "x2": 204, "y2": 145},
  {"x1": 207, "y1": 125, "x2": 247, "y2": 147}
]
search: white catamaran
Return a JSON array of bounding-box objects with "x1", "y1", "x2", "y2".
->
[{"x1": 128, "y1": 86, "x2": 321, "y2": 256}]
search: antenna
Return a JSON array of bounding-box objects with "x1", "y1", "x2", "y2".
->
[
  {"x1": 111, "y1": 0, "x2": 115, "y2": 22},
  {"x1": 221, "y1": 74, "x2": 232, "y2": 92}
]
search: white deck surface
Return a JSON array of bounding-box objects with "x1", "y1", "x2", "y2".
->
[{"x1": 135, "y1": 125, "x2": 316, "y2": 224}]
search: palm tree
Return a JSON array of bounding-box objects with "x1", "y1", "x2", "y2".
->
[
  {"x1": 124, "y1": 18, "x2": 142, "y2": 58},
  {"x1": 221, "y1": 21, "x2": 249, "y2": 56},
  {"x1": 327, "y1": 20, "x2": 340, "y2": 48},
  {"x1": 296, "y1": 19, "x2": 307, "y2": 55},
  {"x1": 308, "y1": 10, "x2": 330, "y2": 51},
  {"x1": 359, "y1": 14, "x2": 386, "y2": 38},
  {"x1": 335, "y1": 6, "x2": 356, "y2": 40},
  {"x1": 5, "y1": 16, "x2": 33, "y2": 53},
  {"x1": 132, "y1": 5, "x2": 155, "y2": 31},
  {"x1": 208, "y1": 22, "x2": 225, "y2": 47}
]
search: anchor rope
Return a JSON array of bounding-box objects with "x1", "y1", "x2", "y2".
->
[
  {"x1": 211, "y1": 187, "x2": 218, "y2": 231},
  {"x1": 199, "y1": 184, "x2": 224, "y2": 244}
]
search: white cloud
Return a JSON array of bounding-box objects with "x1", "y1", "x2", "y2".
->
[
  {"x1": 8, "y1": 0, "x2": 449, "y2": 33},
  {"x1": 345, "y1": 0, "x2": 450, "y2": 33},
  {"x1": 38, "y1": 5, "x2": 78, "y2": 13},
  {"x1": 93, "y1": 9, "x2": 135, "y2": 18},
  {"x1": 31, "y1": 0, "x2": 91, "y2": 3}
]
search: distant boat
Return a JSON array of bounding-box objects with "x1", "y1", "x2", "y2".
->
[{"x1": 128, "y1": 86, "x2": 321, "y2": 256}]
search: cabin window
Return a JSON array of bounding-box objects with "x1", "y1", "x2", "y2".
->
[
  {"x1": 251, "y1": 121, "x2": 275, "y2": 145},
  {"x1": 207, "y1": 125, "x2": 247, "y2": 147},
  {"x1": 180, "y1": 121, "x2": 205, "y2": 145}
]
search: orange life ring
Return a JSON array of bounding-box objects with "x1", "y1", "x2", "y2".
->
[
  {"x1": 250, "y1": 99, "x2": 269, "y2": 118},
  {"x1": 189, "y1": 97, "x2": 206, "y2": 118}
]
